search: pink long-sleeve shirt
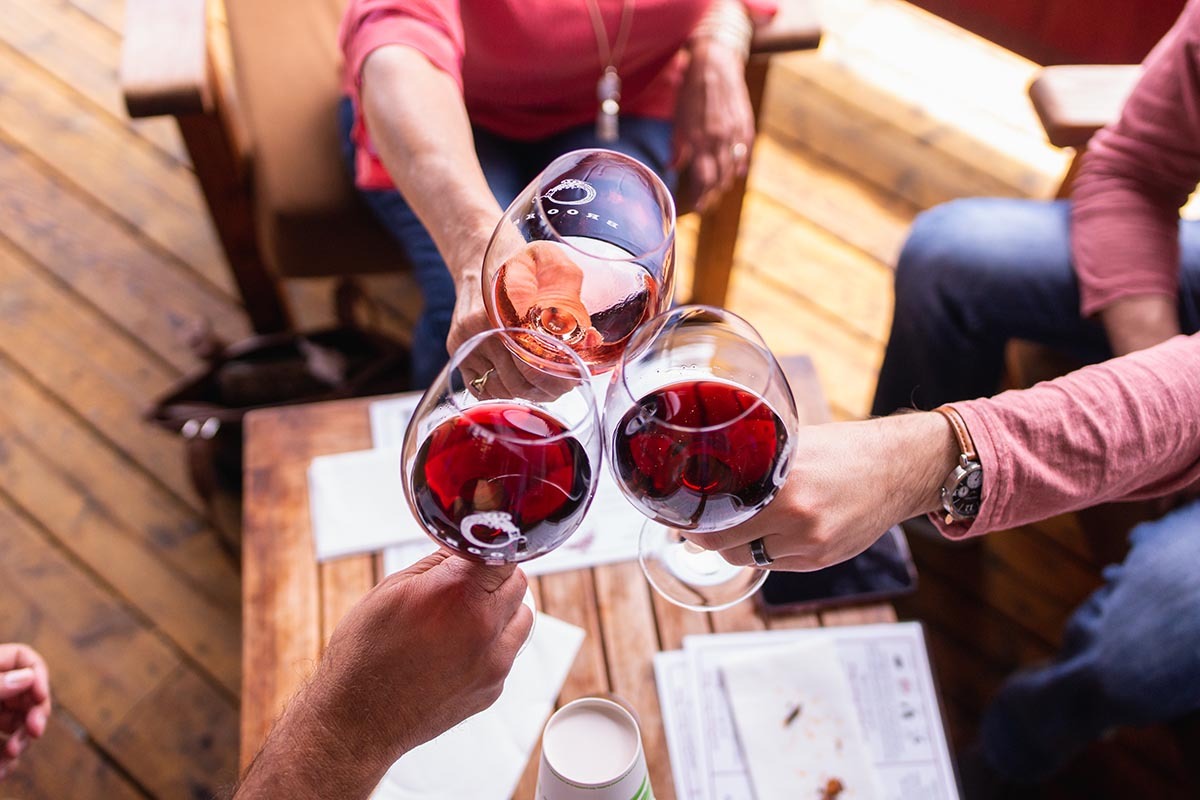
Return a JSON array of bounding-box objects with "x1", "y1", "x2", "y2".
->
[
  {"x1": 1071, "y1": 0, "x2": 1200, "y2": 316},
  {"x1": 938, "y1": 333, "x2": 1200, "y2": 538},
  {"x1": 339, "y1": 0, "x2": 776, "y2": 190}
]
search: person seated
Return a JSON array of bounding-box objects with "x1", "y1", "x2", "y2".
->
[
  {"x1": 834, "y1": 2, "x2": 1200, "y2": 788},
  {"x1": 0, "y1": 643, "x2": 51, "y2": 782},
  {"x1": 337, "y1": 0, "x2": 775, "y2": 386},
  {"x1": 872, "y1": 0, "x2": 1200, "y2": 417},
  {"x1": 704, "y1": 332, "x2": 1200, "y2": 789},
  {"x1": 233, "y1": 551, "x2": 531, "y2": 799}
]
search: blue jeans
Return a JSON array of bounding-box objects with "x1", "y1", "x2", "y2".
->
[
  {"x1": 871, "y1": 198, "x2": 1200, "y2": 415},
  {"x1": 871, "y1": 198, "x2": 1200, "y2": 779},
  {"x1": 981, "y1": 499, "x2": 1200, "y2": 780},
  {"x1": 337, "y1": 97, "x2": 674, "y2": 387}
]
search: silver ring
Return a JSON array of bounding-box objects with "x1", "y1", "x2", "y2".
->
[
  {"x1": 749, "y1": 537, "x2": 773, "y2": 567},
  {"x1": 469, "y1": 368, "x2": 494, "y2": 393},
  {"x1": 730, "y1": 141, "x2": 749, "y2": 160}
]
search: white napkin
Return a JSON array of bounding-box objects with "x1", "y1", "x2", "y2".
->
[
  {"x1": 370, "y1": 612, "x2": 585, "y2": 800},
  {"x1": 307, "y1": 447, "x2": 415, "y2": 561},
  {"x1": 721, "y1": 641, "x2": 884, "y2": 800}
]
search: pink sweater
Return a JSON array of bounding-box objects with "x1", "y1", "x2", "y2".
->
[
  {"x1": 938, "y1": 334, "x2": 1200, "y2": 538},
  {"x1": 1071, "y1": 0, "x2": 1200, "y2": 316},
  {"x1": 339, "y1": 0, "x2": 776, "y2": 190}
]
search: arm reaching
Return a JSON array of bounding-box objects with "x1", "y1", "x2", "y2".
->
[
  {"x1": 360, "y1": 45, "x2": 503, "y2": 357},
  {"x1": 699, "y1": 334, "x2": 1200, "y2": 570},
  {"x1": 234, "y1": 552, "x2": 532, "y2": 799}
]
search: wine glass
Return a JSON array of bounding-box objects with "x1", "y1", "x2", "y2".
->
[
  {"x1": 604, "y1": 306, "x2": 799, "y2": 611},
  {"x1": 482, "y1": 148, "x2": 676, "y2": 375},
  {"x1": 400, "y1": 327, "x2": 603, "y2": 622}
]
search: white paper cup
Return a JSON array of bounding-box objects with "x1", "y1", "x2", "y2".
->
[{"x1": 536, "y1": 697, "x2": 654, "y2": 800}]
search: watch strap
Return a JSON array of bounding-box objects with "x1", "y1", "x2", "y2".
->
[{"x1": 933, "y1": 405, "x2": 977, "y2": 462}]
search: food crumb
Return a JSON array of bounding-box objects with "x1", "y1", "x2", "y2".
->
[
  {"x1": 784, "y1": 704, "x2": 803, "y2": 726},
  {"x1": 821, "y1": 778, "x2": 845, "y2": 800}
]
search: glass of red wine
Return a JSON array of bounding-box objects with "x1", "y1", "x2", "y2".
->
[
  {"x1": 605, "y1": 306, "x2": 799, "y2": 611},
  {"x1": 401, "y1": 327, "x2": 602, "y2": 623},
  {"x1": 482, "y1": 148, "x2": 675, "y2": 376}
]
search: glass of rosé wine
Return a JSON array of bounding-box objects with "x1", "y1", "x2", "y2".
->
[
  {"x1": 401, "y1": 328, "x2": 603, "y2": 623},
  {"x1": 604, "y1": 306, "x2": 799, "y2": 611},
  {"x1": 482, "y1": 149, "x2": 675, "y2": 376}
]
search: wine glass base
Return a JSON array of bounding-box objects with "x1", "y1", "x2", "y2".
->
[{"x1": 640, "y1": 523, "x2": 768, "y2": 612}]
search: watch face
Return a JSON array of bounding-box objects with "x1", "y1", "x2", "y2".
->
[{"x1": 951, "y1": 465, "x2": 983, "y2": 517}]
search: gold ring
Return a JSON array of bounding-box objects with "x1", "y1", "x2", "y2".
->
[
  {"x1": 730, "y1": 141, "x2": 749, "y2": 160},
  {"x1": 470, "y1": 368, "x2": 494, "y2": 393}
]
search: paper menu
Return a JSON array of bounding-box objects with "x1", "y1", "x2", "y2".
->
[
  {"x1": 654, "y1": 651, "x2": 705, "y2": 800},
  {"x1": 655, "y1": 623, "x2": 959, "y2": 800},
  {"x1": 721, "y1": 641, "x2": 883, "y2": 799}
]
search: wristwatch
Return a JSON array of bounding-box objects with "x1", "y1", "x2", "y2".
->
[{"x1": 933, "y1": 405, "x2": 983, "y2": 524}]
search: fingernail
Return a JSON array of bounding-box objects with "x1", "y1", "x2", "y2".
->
[{"x1": 2, "y1": 668, "x2": 33, "y2": 688}]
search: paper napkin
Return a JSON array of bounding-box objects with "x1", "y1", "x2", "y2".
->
[
  {"x1": 307, "y1": 447, "x2": 416, "y2": 561},
  {"x1": 721, "y1": 640, "x2": 884, "y2": 799},
  {"x1": 370, "y1": 612, "x2": 585, "y2": 800}
]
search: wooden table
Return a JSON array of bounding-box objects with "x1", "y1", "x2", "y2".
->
[{"x1": 241, "y1": 356, "x2": 896, "y2": 798}]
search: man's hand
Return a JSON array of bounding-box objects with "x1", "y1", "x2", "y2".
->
[
  {"x1": 1099, "y1": 295, "x2": 1181, "y2": 357},
  {"x1": 672, "y1": 39, "x2": 756, "y2": 214},
  {"x1": 0, "y1": 644, "x2": 51, "y2": 781},
  {"x1": 687, "y1": 413, "x2": 958, "y2": 571},
  {"x1": 236, "y1": 552, "x2": 532, "y2": 799}
]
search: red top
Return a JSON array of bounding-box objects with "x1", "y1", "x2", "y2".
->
[
  {"x1": 1071, "y1": 0, "x2": 1200, "y2": 316},
  {"x1": 339, "y1": 0, "x2": 777, "y2": 189}
]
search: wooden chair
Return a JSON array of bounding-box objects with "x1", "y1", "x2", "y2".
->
[{"x1": 120, "y1": 0, "x2": 822, "y2": 335}]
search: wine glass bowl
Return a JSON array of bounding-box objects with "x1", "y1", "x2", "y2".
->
[
  {"x1": 401, "y1": 328, "x2": 603, "y2": 565},
  {"x1": 604, "y1": 306, "x2": 799, "y2": 610},
  {"x1": 483, "y1": 149, "x2": 676, "y2": 375}
]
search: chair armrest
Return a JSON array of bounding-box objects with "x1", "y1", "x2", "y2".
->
[
  {"x1": 1028, "y1": 64, "x2": 1141, "y2": 149},
  {"x1": 121, "y1": 0, "x2": 211, "y2": 118},
  {"x1": 751, "y1": 0, "x2": 822, "y2": 56}
]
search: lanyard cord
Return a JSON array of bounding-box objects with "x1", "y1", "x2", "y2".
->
[{"x1": 583, "y1": 0, "x2": 636, "y2": 71}]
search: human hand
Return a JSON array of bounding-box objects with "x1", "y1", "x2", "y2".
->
[
  {"x1": 0, "y1": 644, "x2": 51, "y2": 781},
  {"x1": 685, "y1": 413, "x2": 957, "y2": 571},
  {"x1": 672, "y1": 38, "x2": 756, "y2": 214},
  {"x1": 1099, "y1": 295, "x2": 1181, "y2": 357},
  {"x1": 236, "y1": 552, "x2": 532, "y2": 799},
  {"x1": 310, "y1": 551, "x2": 530, "y2": 762}
]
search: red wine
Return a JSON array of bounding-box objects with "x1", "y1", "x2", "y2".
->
[
  {"x1": 613, "y1": 380, "x2": 789, "y2": 531},
  {"x1": 491, "y1": 238, "x2": 660, "y2": 373},
  {"x1": 410, "y1": 403, "x2": 593, "y2": 562}
]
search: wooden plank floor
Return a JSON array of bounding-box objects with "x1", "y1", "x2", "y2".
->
[{"x1": 0, "y1": 0, "x2": 1192, "y2": 797}]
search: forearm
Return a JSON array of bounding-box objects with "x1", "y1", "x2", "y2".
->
[
  {"x1": 361, "y1": 45, "x2": 501, "y2": 283},
  {"x1": 1098, "y1": 293, "x2": 1181, "y2": 356},
  {"x1": 942, "y1": 334, "x2": 1200, "y2": 536},
  {"x1": 235, "y1": 685, "x2": 396, "y2": 800}
]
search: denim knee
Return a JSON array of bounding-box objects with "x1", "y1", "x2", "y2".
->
[
  {"x1": 892, "y1": 199, "x2": 985, "y2": 318},
  {"x1": 1092, "y1": 504, "x2": 1200, "y2": 719}
]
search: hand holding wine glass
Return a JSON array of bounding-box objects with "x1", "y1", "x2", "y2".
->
[{"x1": 605, "y1": 306, "x2": 799, "y2": 611}]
